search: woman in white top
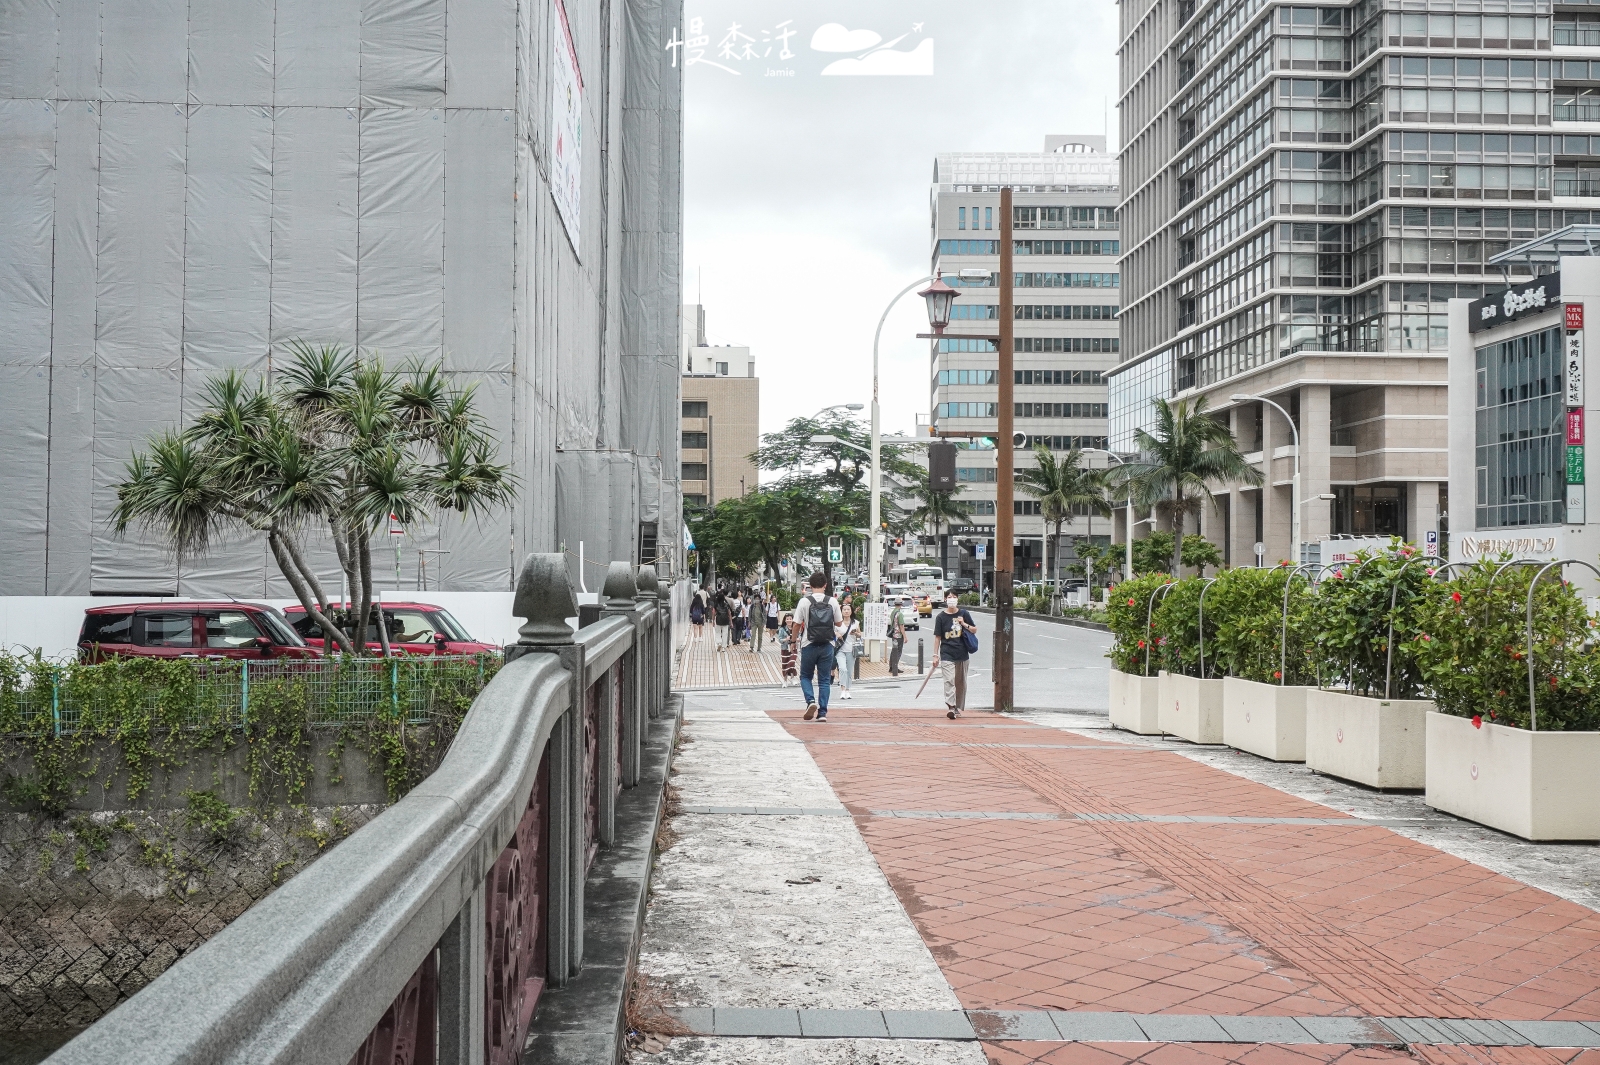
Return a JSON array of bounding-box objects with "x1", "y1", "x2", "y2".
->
[{"x1": 834, "y1": 602, "x2": 862, "y2": 700}]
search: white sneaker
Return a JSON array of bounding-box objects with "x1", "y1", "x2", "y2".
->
[{"x1": 841, "y1": 691, "x2": 853, "y2": 700}]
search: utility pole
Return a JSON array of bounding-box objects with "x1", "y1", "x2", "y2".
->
[{"x1": 994, "y1": 188, "x2": 1016, "y2": 713}]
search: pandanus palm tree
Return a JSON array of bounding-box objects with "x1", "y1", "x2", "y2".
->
[
  {"x1": 1114, "y1": 397, "x2": 1262, "y2": 575},
  {"x1": 113, "y1": 342, "x2": 516, "y2": 656},
  {"x1": 1015, "y1": 446, "x2": 1112, "y2": 598}
]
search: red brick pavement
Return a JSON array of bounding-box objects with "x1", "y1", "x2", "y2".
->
[
  {"x1": 772, "y1": 708, "x2": 1600, "y2": 1038},
  {"x1": 982, "y1": 1045, "x2": 1600, "y2": 1065}
]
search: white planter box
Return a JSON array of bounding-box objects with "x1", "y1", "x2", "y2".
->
[
  {"x1": 1222, "y1": 678, "x2": 1309, "y2": 762},
  {"x1": 1158, "y1": 671, "x2": 1225, "y2": 744},
  {"x1": 1425, "y1": 711, "x2": 1600, "y2": 841},
  {"x1": 1109, "y1": 669, "x2": 1161, "y2": 734},
  {"x1": 1305, "y1": 690, "x2": 1431, "y2": 789}
]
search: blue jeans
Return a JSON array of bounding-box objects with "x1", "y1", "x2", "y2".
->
[{"x1": 799, "y1": 642, "x2": 836, "y2": 712}]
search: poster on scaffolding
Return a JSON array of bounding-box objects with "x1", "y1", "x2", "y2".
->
[{"x1": 551, "y1": 0, "x2": 584, "y2": 254}]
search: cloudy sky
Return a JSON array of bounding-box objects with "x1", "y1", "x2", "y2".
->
[{"x1": 682, "y1": 0, "x2": 1119, "y2": 466}]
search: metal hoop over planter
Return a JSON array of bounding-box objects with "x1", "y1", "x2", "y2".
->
[
  {"x1": 1486, "y1": 559, "x2": 1544, "y2": 628},
  {"x1": 1143, "y1": 581, "x2": 1177, "y2": 678},
  {"x1": 1431, "y1": 561, "x2": 1475, "y2": 583},
  {"x1": 1197, "y1": 577, "x2": 1219, "y2": 679},
  {"x1": 1281, "y1": 563, "x2": 1325, "y2": 686},
  {"x1": 1383, "y1": 556, "x2": 1433, "y2": 700},
  {"x1": 1524, "y1": 559, "x2": 1600, "y2": 732}
]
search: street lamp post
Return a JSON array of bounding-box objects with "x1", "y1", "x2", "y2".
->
[
  {"x1": 1231, "y1": 393, "x2": 1299, "y2": 565},
  {"x1": 1080, "y1": 447, "x2": 1133, "y2": 582}
]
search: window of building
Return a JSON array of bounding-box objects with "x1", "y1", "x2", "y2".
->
[
  {"x1": 1014, "y1": 402, "x2": 1109, "y2": 419},
  {"x1": 937, "y1": 339, "x2": 999, "y2": 353},
  {"x1": 1474, "y1": 325, "x2": 1566, "y2": 528},
  {"x1": 937, "y1": 369, "x2": 998, "y2": 385},
  {"x1": 716, "y1": 361, "x2": 729, "y2": 375},
  {"x1": 682, "y1": 431, "x2": 708, "y2": 449},
  {"x1": 685, "y1": 494, "x2": 707, "y2": 507},
  {"x1": 1015, "y1": 339, "x2": 1119, "y2": 354},
  {"x1": 1015, "y1": 500, "x2": 1043, "y2": 515},
  {"x1": 1018, "y1": 435, "x2": 1109, "y2": 451},
  {"x1": 682, "y1": 401, "x2": 708, "y2": 418},
  {"x1": 1015, "y1": 369, "x2": 1106, "y2": 384},
  {"x1": 1332, "y1": 485, "x2": 1408, "y2": 537},
  {"x1": 985, "y1": 206, "x2": 993, "y2": 230},
  {"x1": 957, "y1": 467, "x2": 997, "y2": 481},
  {"x1": 958, "y1": 206, "x2": 966, "y2": 230},
  {"x1": 937, "y1": 402, "x2": 999, "y2": 418},
  {"x1": 682, "y1": 463, "x2": 708, "y2": 480}
]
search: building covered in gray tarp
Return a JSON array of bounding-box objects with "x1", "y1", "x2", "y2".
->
[{"x1": 0, "y1": 0, "x2": 684, "y2": 598}]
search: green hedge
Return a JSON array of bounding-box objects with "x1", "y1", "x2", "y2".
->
[{"x1": 1098, "y1": 542, "x2": 1600, "y2": 732}]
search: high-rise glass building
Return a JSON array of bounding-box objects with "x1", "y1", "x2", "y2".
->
[{"x1": 1113, "y1": 0, "x2": 1600, "y2": 563}]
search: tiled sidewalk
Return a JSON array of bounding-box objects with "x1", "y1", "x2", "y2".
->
[
  {"x1": 674, "y1": 629, "x2": 905, "y2": 690},
  {"x1": 772, "y1": 708, "x2": 1600, "y2": 1065}
]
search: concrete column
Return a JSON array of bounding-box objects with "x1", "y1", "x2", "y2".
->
[
  {"x1": 436, "y1": 884, "x2": 486, "y2": 1065},
  {"x1": 506, "y1": 552, "x2": 587, "y2": 984},
  {"x1": 1409, "y1": 480, "x2": 1441, "y2": 548},
  {"x1": 1258, "y1": 402, "x2": 1282, "y2": 564},
  {"x1": 1301, "y1": 385, "x2": 1333, "y2": 546},
  {"x1": 602, "y1": 562, "x2": 642, "y2": 790}
]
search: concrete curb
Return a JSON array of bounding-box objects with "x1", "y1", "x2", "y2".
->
[
  {"x1": 967, "y1": 605, "x2": 1111, "y2": 632},
  {"x1": 523, "y1": 694, "x2": 683, "y2": 1064}
]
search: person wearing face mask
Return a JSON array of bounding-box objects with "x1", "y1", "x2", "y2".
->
[{"x1": 931, "y1": 593, "x2": 978, "y2": 718}]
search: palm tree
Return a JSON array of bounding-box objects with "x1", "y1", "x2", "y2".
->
[
  {"x1": 1016, "y1": 446, "x2": 1112, "y2": 596},
  {"x1": 114, "y1": 344, "x2": 516, "y2": 656},
  {"x1": 1115, "y1": 397, "x2": 1262, "y2": 574}
]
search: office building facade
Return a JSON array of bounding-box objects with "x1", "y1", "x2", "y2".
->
[
  {"x1": 1114, "y1": 0, "x2": 1600, "y2": 565},
  {"x1": 929, "y1": 138, "x2": 1121, "y2": 581},
  {"x1": 681, "y1": 304, "x2": 759, "y2": 507}
]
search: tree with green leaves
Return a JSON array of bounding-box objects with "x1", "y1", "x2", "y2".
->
[
  {"x1": 1016, "y1": 446, "x2": 1111, "y2": 593},
  {"x1": 1114, "y1": 397, "x2": 1261, "y2": 575},
  {"x1": 1180, "y1": 534, "x2": 1224, "y2": 577},
  {"x1": 113, "y1": 342, "x2": 515, "y2": 655},
  {"x1": 898, "y1": 470, "x2": 973, "y2": 580}
]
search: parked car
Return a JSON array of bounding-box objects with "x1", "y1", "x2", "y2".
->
[
  {"x1": 78, "y1": 602, "x2": 318, "y2": 663},
  {"x1": 948, "y1": 577, "x2": 976, "y2": 595},
  {"x1": 282, "y1": 602, "x2": 497, "y2": 655}
]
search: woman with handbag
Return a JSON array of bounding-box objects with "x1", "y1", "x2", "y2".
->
[
  {"x1": 834, "y1": 603, "x2": 862, "y2": 700},
  {"x1": 931, "y1": 593, "x2": 978, "y2": 718}
]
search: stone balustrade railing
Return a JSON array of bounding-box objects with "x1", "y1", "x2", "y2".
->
[{"x1": 47, "y1": 554, "x2": 674, "y2": 1065}]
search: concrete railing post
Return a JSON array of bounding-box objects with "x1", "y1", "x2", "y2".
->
[
  {"x1": 436, "y1": 882, "x2": 486, "y2": 1065},
  {"x1": 602, "y1": 561, "x2": 643, "y2": 788},
  {"x1": 636, "y1": 565, "x2": 661, "y2": 717},
  {"x1": 508, "y1": 552, "x2": 586, "y2": 983},
  {"x1": 657, "y1": 578, "x2": 672, "y2": 698}
]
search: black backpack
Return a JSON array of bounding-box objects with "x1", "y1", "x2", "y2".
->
[{"x1": 804, "y1": 597, "x2": 835, "y2": 646}]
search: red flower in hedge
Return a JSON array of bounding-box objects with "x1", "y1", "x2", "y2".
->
[
  {"x1": 1128, "y1": 597, "x2": 1136, "y2": 606},
  {"x1": 1137, "y1": 640, "x2": 1146, "y2": 649},
  {"x1": 1550, "y1": 676, "x2": 1559, "y2": 689},
  {"x1": 1472, "y1": 714, "x2": 1483, "y2": 728},
  {"x1": 1451, "y1": 591, "x2": 1462, "y2": 603},
  {"x1": 1273, "y1": 670, "x2": 1282, "y2": 679}
]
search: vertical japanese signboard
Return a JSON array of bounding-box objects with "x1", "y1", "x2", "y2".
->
[
  {"x1": 551, "y1": 0, "x2": 584, "y2": 254},
  {"x1": 1568, "y1": 304, "x2": 1586, "y2": 524}
]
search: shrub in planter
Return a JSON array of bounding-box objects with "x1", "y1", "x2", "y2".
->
[
  {"x1": 1315, "y1": 542, "x2": 1440, "y2": 698},
  {"x1": 1210, "y1": 565, "x2": 1318, "y2": 761},
  {"x1": 1206, "y1": 565, "x2": 1315, "y2": 685},
  {"x1": 1413, "y1": 558, "x2": 1600, "y2": 731},
  {"x1": 1151, "y1": 576, "x2": 1211, "y2": 678},
  {"x1": 1105, "y1": 572, "x2": 1173, "y2": 675}
]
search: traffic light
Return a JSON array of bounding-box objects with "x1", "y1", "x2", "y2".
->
[{"x1": 928, "y1": 441, "x2": 957, "y2": 491}]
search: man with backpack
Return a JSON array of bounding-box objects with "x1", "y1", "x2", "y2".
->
[{"x1": 790, "y1": 571, "x2": 843, "y2": 721}]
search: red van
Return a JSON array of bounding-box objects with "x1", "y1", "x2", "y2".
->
[
  {"x1": 282, "y1": 602, "x2": 498, "y2": 655},
  {"x1": 78, "y1": 603, "x2": 320, "y2": 663}
]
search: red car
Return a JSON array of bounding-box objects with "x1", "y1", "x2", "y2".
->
[
  {"x1": 78, "y1": 602, "x2": 320, "y2": 663},
  {"x1": 282, "y1": 602, "x2": 497, "y2": 655}
]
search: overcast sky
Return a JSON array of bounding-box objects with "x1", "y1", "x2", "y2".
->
[{"x1": 682, "y1": 0, "x2": 1119, "y2": 464}]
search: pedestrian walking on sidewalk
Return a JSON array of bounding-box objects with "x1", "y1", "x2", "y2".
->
[
  {"x1": 750, "y1": 588, "x2": 766, "y2": 653},
  {"x1": 931, "y1": 593, "x2": 978, "y2": 718},
  {"x1": 791, "y1": 572, "x2": 843, "y2": 721},
  {"x1": 764, "y1": 592, "x2": 780, "y2": 652},
  {"x1": 778, "y1": 613, "x2": 798, "y2": 685},
  {"x1": 712, "y1": 590, "x2": 732, "y2": 651},
  {"x1": 689, "y1": 588, "x2": 706, "y2": 637},
  {"x1": 834, "y1": 603, "x2": 862, "y2": 700},
  {"x1": 729, "y1": 589, "x2": 745, "y2": 646},
  {"x1": 888, "y1": 597, "x2": 908, "y2": 676}
]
